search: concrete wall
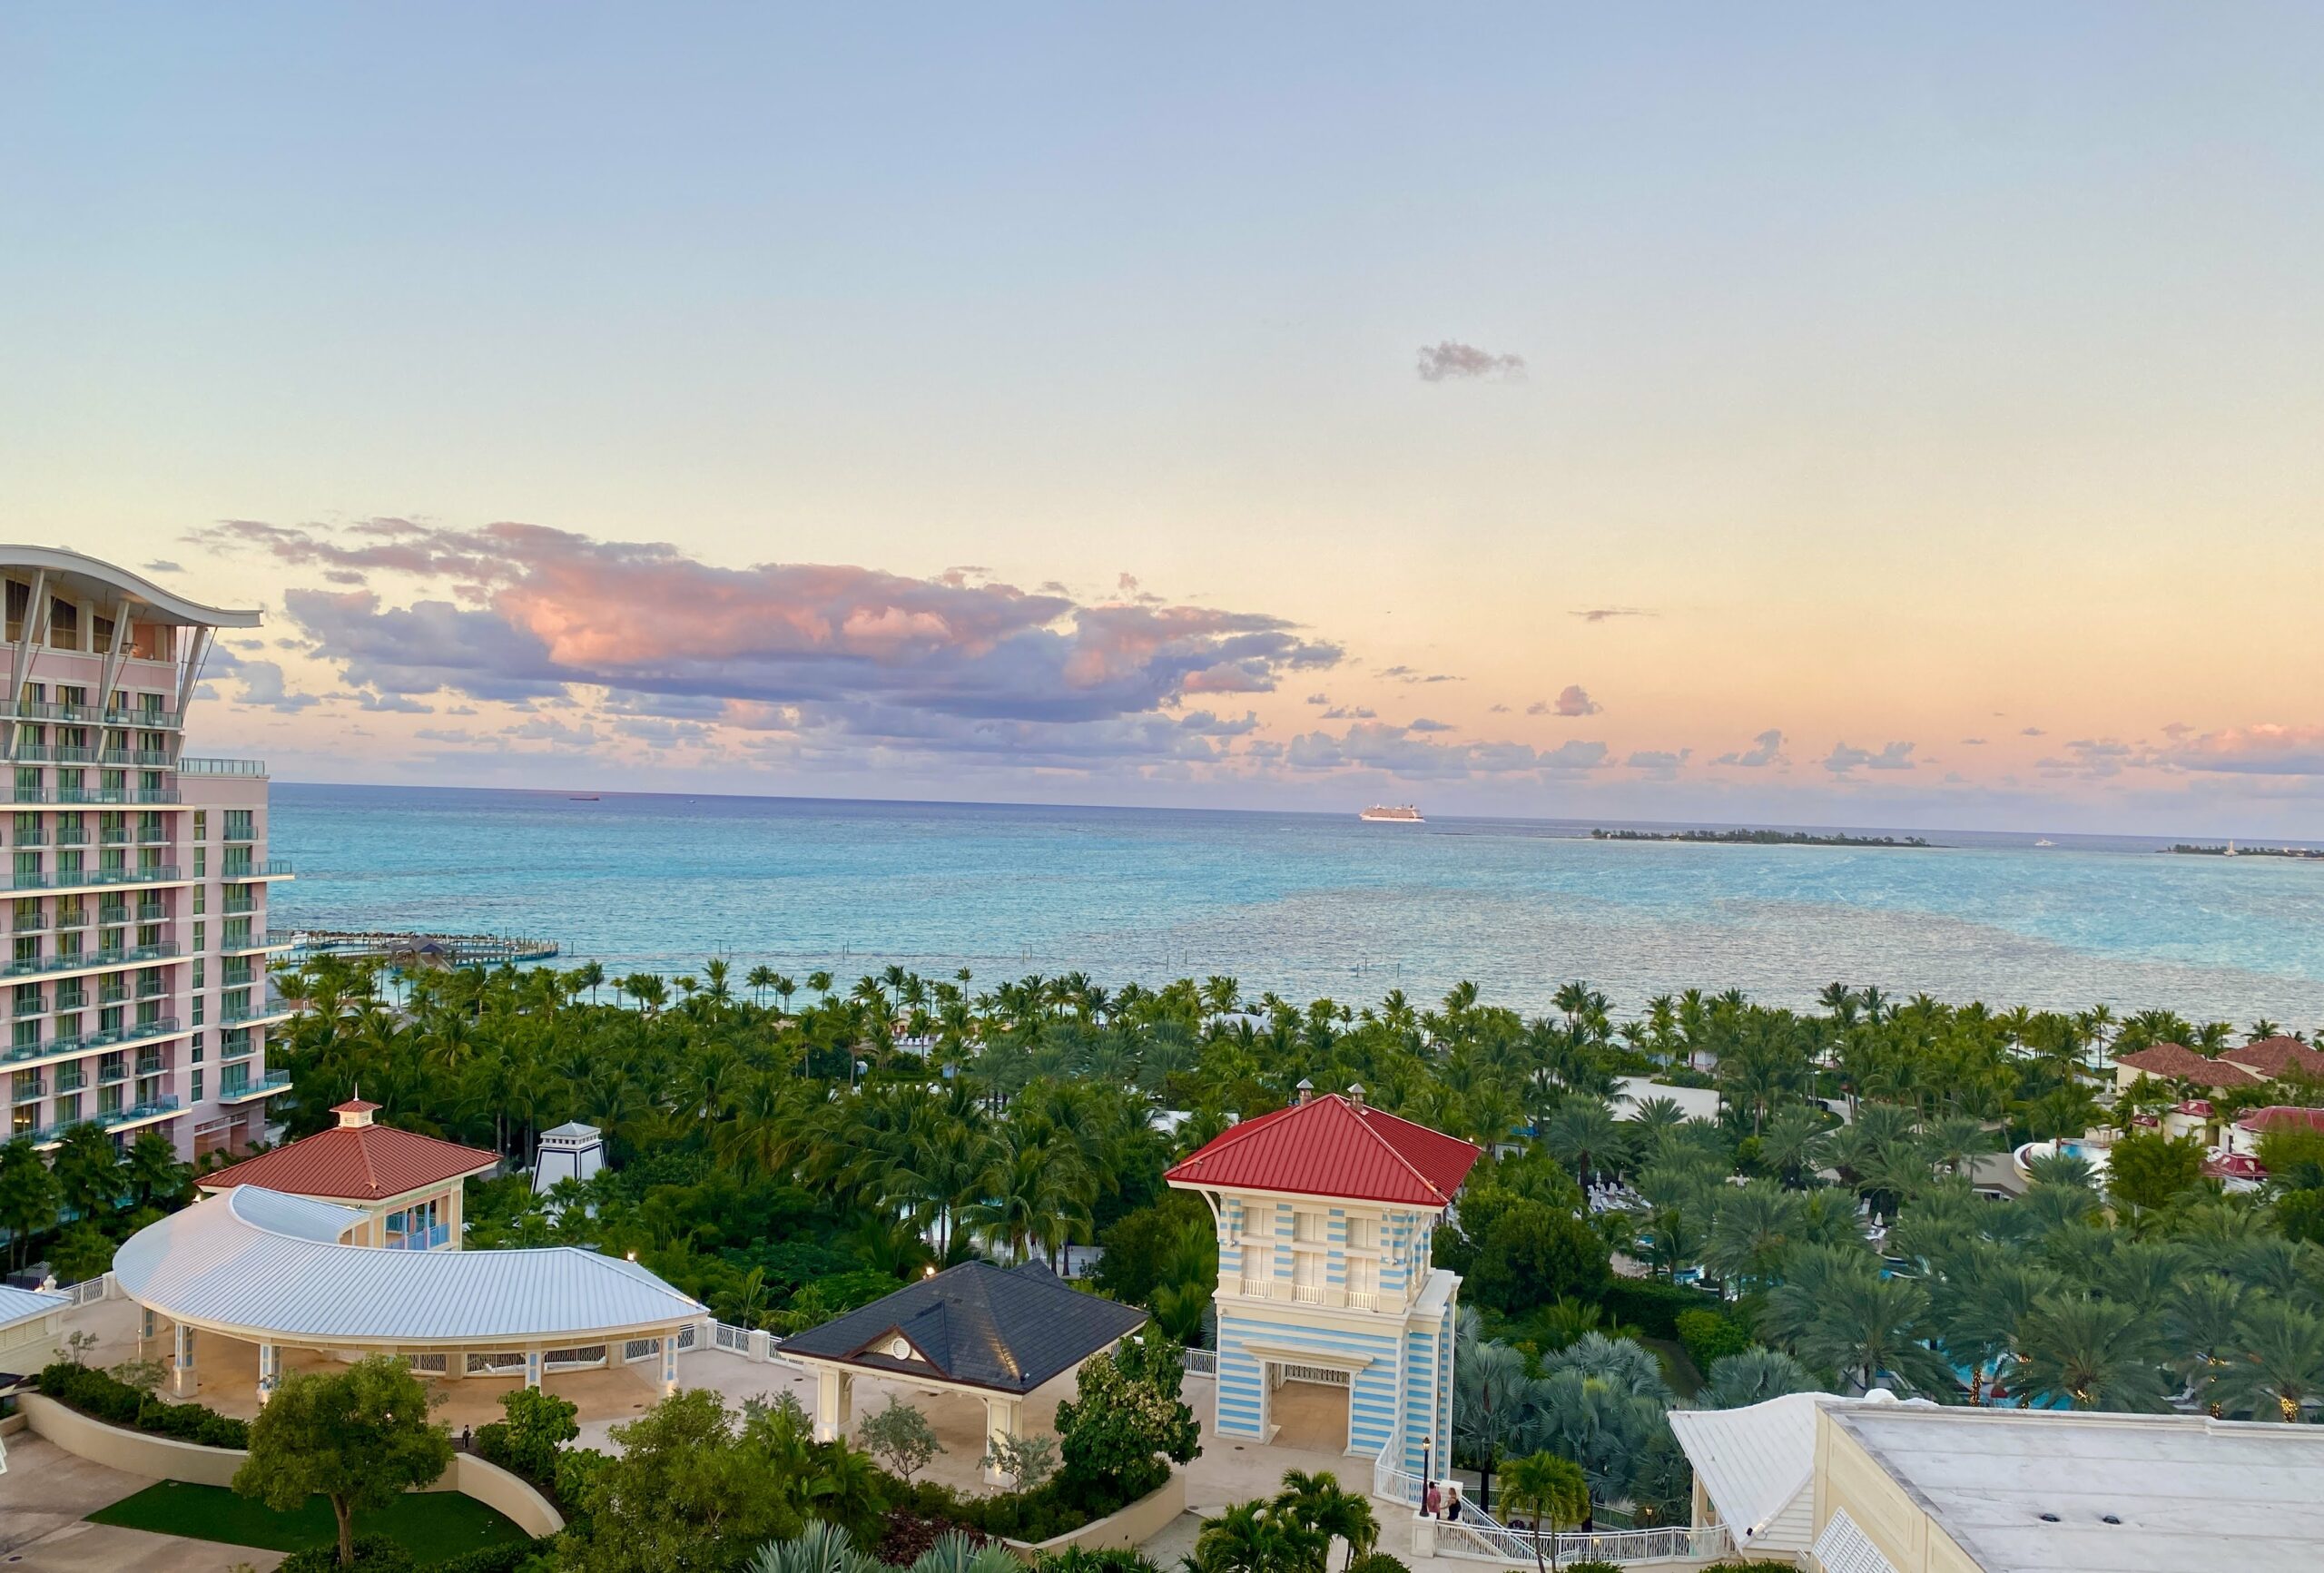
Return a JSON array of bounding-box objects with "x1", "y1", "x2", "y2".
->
[
  {"x1": 1811, "y1": 1409, "x2": 1982, "y2": 1573},
  {"x1": 21, "y1": 1391, "x2": 566, "y2": 1538},
  {"x1": 1005, "y1": 1471, "x2": 1186, "y2": 1559}
]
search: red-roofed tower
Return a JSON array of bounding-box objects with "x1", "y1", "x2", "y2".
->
[{"x1": 1167, "y1": 1083, "x2": 1480, "y2": 1475}]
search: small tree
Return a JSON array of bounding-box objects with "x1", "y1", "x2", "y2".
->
[
  {"x1": 1052, "y1": 1334, "x2": 1200, "y2": 1505},
  {"x1": 232, "y1": 1354, "x2": 452, "y2": 1568},
  {"x1": 2106, "y1": 1130, "x2": 2208, "y2": 1212},
  {"x1": 857, "y1": 1396, "x2": 941, "y2": 1484},
  {"x1": 980, "y1": 1430, "x2": 1058, "y2": 1491},
  {"x1": 108, "y1": 1356, "x2": 167, "y2": 1427},
  {"x1": 1501, "y1": 1451, "x2": 1589, "y2": 1573},
  {"x1": 475, "y1": 1383, "x2": 579, "y2": 1485}
]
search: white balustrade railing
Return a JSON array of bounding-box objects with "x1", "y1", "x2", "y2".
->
[
  {"x1": 1180, "y1": 1347, "x2": 1218, "y2": 1376},
  {"x1": 1434, "y1": 1519, "x2": 1732, "y2": 1567}
]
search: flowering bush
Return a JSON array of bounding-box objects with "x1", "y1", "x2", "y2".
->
[{"x1": 1053, "y1": 1333, "x2": 1200, "y2": 1508}]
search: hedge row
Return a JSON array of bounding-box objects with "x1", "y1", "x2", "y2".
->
[
  {"x1": 1597, "y1": 1278, "x2": 1724, "y2": 1340},
  {"x1": 34, "y1": 1361, "x2": 250, "y2": 1450}
]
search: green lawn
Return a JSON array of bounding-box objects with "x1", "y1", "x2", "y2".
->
[{"x1": 89, "y1": 1480, "x2": 528, "y2": 1564}]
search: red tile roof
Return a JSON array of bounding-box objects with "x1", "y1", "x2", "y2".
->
[
  {"x1": 2220, "y1": 1037, "x2": 2324, "y2": 1081},
  {"x1": 1165, "y1": 1093, "x2": 1481, "y2": 1208},
  {"x1": 199, "y1": 1123, "x2": 499, "y2": 1203},
  {"x1": 2114, "y1": 1044, "x2": 2260, "y2": 1089},
  {"x1": 2236, "y1": 1106, "x2": 2324, "y2": 1136}
]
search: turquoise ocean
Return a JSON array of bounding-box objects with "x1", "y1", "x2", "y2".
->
[{"x1": 267, "y1": 785, "x2": 2324, "y2": 1026}]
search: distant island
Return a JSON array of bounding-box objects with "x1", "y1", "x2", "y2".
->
[
  {"x1": 2168, "y1": 842, "x2": 2324, "y2": 860},
  {"x1": 1592, "y1": 827, "x2": 1935, "y2": 848}
]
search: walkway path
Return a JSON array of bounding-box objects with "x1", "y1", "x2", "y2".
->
[{"x1": 0, "y1": 1432, "x2": 284, "y2": 1572}]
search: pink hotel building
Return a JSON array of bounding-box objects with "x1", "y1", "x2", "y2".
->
[{"x1": 3, "y1": 547, "x2": 294, "y2": 1162}]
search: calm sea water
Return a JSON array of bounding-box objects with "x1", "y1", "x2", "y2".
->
[{"x1": 265, "y1": 784, "x2": 2324, "y2": 1026}]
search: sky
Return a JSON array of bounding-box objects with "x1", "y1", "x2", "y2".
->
[{"x1": 5, "y1": 5, "x2": 2323, "y2": 834}]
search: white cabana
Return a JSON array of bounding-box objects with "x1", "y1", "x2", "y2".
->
[{"x1": 113, "y1": 1185, "x2": 704, "y2": 1400}]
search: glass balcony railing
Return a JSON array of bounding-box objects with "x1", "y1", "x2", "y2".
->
[
  {"x1": 176, "y1": 757, "x2": 266, "y2": 777},
  {"x1": 5, "y1": 864, "x2": 182, "y2": 892},
  {"x1": 30, "y1": 1096, "x2": 182, "y2": 1145},
  {"x1": 0, "y1": 699, "x2": 180, "y2": 728},
  {"x1": 218, "y1": 1070, "x2": 292, "y2": 1104},
  {"x1": 219, "y1": 992, "x2": 292, "y2": 1027},
  {"x1": 0, "y1": 942, "x2": 178, "y2": 982}
]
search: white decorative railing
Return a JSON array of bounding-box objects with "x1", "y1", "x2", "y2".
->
[
  {"x1": 714, "y1": 1320, "x2": 748, "y2": 1352},
  {"x1": 1291, "y1": 1283, "x2": 1324, "y2": 1304},
  {"x1": 1180, "y1": 1347, "x2": 1218, "y2": 1376},
  {"x1": 1345, "y1": 1289, "x2": 1378, "y2": 1310},
  {"x1": 1277, "y1": 1362, "x2": 1350, "y2": 1387},
  {"x1": 1373, "y1": 1436, "x2": 1423, "y2": 1507},
  {"x1": 1434, "y1": 1519, "x2": 1732, "y2": 1567},
  {"x1": 674, "y1": 1322, "x2": 697, "y2": 1352}
]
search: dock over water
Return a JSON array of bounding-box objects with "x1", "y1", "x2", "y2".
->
[{"x1": 289, "y1": 929, "x2": 562, "y2": 967}]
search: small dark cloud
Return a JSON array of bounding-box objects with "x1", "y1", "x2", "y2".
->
[
  {"x1": 1626, "y1": 748, "x2": 1691, "y2": 777},
  {"x1": 1569, "y1": 607, "x2": 1653, "y2": 624},
  {"x1": 1825, "y1": 740, "x2": 1915, "y2": 775},
  {"x1": 1714, "y1": 729, "x2": 1787, "y2": 768},
  {"x1": 2161, "y1": 721, "x2": 2192, "y2": 740},
  {"x1": 2021, "y1": 726, "x2": 2046, "y2": 737},
  {"x1": 1960, "y1": 737, "x2": 1987, "y2": 746},
  {"x1": 1488, "y1": 703, "x2": 1510, "y2": 713},
  {"x1": 1407, "y1": 718, "x2": 1455, "y2": 732},
  {"x1": 1321, "y1": 705, "x2": 1378, "y2": 721},
  {"x1": 142, "y1": 559, "x2": 183, "y2": 575},
  {"x1": 1305, "y1": 693, "x2": 1331, "y2": 706},
  {"x1": 1415, "y1": 340, "x2": 1527, "y2": 383}
]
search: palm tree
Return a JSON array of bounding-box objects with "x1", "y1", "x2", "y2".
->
[
  {"x1": 1500, "y1": 1451, "x2": 1590, "y2": 1573},
  {"x1": 2013, "y1": 1293, "x2": 2171, "y2": 1411},
  {"x1": 1452, "y1": 1322, "x2": 1530, "y2": 1513},
  {"x1": 1703, "y1": 1181, "x2": 1807, "y2": 1291},
  {"x1": 1273, "y1": 1470, "x2": 1378, "y2": 1572},
  {"x1": 0, "y1": 1137, "x2": 58, "y2": 1271},
  {"x1": 2210, "y1": 1300, "x2": 2324, "y2": 1421},
  {"x1": 1704, "y1": 1347, "x2": 1817, "y2": 1408}
]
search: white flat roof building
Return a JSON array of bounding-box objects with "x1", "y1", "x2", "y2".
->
[{"x1": 1815, "y1": 1401, "x2": 2324, "y2": 1573}]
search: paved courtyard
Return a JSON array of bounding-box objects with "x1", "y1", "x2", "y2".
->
[{"x1": 0, "y1": 1431, "x2": 285, "y2": 1573}]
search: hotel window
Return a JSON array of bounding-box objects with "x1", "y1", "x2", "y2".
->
[
  {"x1": 53, "y1": 1092, "x2": 78, "y2": 1126},
  {"x1": 192, "y1": 885, "x2": 205, "y2": 917},
  {"x1": 1347, "y1": 1216, "x2": 1379, "y2": 1252},
  {"x1": 12, "y1": 850, "x2": 38, "y2": 885},
  {"x1": 12, "y1": 983, "x2": 42, "y2": 1017},
  {"x1": 193, "y1": 847, "x2": 204, "y2": 879},
  {"x1": 58, "y1": 685, "x2": 85, "y2": 709},
  {"x1": 1292, "y1": 1210, "x2": 1325, "y2": 1244},
  {"x1": 192, "y1": 920, "x2": 205, "y2": 950},
  {"x1": 192, "y1": 958, "x2": 204, "y2": 990},
  {"x1": 190, "y1": 1031, "x2": 203, "y2": 1064},
  {"x1": 96, "y1": 1083, "x2": 123, "y2": 1116},
  {"x1": 11, "y1": 1106, "x2": 31, "y2": 1137},
  {"x1": 92, "y1": 615, "x2": 113, "y2": 652},
  {"x1": 11, "y1": 935, "x2": 35, "y2": 968},
  {"x1": 48, "y1": 600, "x2": 78, "y2": 649},
  {"x1": 1347, "y1": 1256, "x2": 1379, "y2": 1301},
  {"x1": 1291, "y1": 1247, "x2": 1324, "y2": 1297},
  {"x1": 12, "y1": 1020, "x2": 35, "y2": 1051},
  {"x1": 11, "y1": 767, "x2": 37, "y2": 801},
  {"x1": 190, "y1": 1068, "x2": 202, "y2": 1102},
  {"x1": 136, "y1": 923, "x2": 160, "y2": 949},
  {"x1": 224, "y1": 811, "x2": 253, "y2": 842},
  {"x1": 3, "y1": 583, "x2": 25, "y2": 643},
  {"x1": 192, "y1": 811, "x2": 206, "y2": 842}
]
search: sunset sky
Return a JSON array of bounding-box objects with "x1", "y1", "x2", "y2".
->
[{"x1": 6, "y1": 5, "x2": 2322, "y2": 833}]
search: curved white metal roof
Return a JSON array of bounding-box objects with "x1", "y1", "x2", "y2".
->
[
  {"x1": 0, "y1": 546, "x2": 261, "y2": 628},
  {"x1": 113, "y1": 1186, "x2": 704, "y2": 1346},
  {"x1": 0, "y1": 1283, "x2": 70, "y2": 1332}
]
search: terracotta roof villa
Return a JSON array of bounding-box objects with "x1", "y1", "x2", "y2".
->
[
  {"x1": 1162, "y1": 1086, "x2": 1481, "y2": 1206},
  {"x1": 783, "y1": 1260, "x2": 1147, "y2": 1482},
  {"x1": 2112, "y1": 1043, "x2": 2261, "y2": 1093},
  {"x1": 111, "y1": 1100, "x2": 703, "y2": 1406},
  {"x1": 2220, "y1": 1036, "x2": 2324, "y2": 1082}
]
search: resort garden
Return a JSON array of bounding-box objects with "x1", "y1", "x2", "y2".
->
[{"x1": 18, "y1": 953, "x2": 2324, "y2": 1568}]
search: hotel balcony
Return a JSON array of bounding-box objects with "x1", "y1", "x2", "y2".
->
[
  {"x1": 176, "y1": 756, "x2": 267, "y2": 777},
  {"x1": 219, "y1": 859, "x2": 294, "y2": 881},
  {"x1": 31, "y1": 1096, "x2": 182, "y2": 1148},
  {"x1": 216, "y1": 1070, "x2": 292, "y2": 1105},
  {"x1": 219, "y1": 931, "x2": 292, "y2": 957},
  {"x1": 4, "y1": 864, "x2": 186, "y2": 896},
  {"x1": 0, "y1": 699, "x2": 182, "y2": 730},
  {"x1": 0, "y1": 942, "x2": 180, "y2": 984},
  {"x1": 219, "y1": 991, "x2": 294, "y2": 1028},
  {"x1": 0, "y1": 1017, "x2": 189, "y2": 1068},
  {"x1": 0, "y1": 787, "x2": 182, "y2": 809}
]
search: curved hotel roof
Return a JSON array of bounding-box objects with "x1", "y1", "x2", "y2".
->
[
  {"x1": 114, "y1": 1186, "x2": 705, "y2": 1346},
  {"x1": 0, "y1": 545, "x2": 262, "y2": 629}
]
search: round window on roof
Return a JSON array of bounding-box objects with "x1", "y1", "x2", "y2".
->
[{"x1": 889, "y1": 1337, "x2": 911, "y2": 1360}]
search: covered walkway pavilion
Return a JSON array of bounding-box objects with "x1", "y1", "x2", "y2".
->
[
  {"x1": 782, "y1": 1259, "x2": 1147, "y2": 1482},
  {"x1": 111, "y1": 1185, "x2": 706, "y2": 1419}
]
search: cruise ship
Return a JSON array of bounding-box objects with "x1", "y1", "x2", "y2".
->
[{"x1": 1360, "y1": 804, "x2": 1423, "y2": 822}]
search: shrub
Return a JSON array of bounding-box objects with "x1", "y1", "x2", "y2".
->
[
  {"x1": 1037, "y1": 1549, "x2": 1162, "y2": 1573},
  {"x1": 1598, "y1": 1279, "x2": 1722, "y2": 1340},
  {"x1": 1052, "y1": 1334, "x2": 1199, "y2": 1509},
  {"x1": 1561, "y1": 1562, "x2": 1626, "y2": 1573},
  {"x1": 429, "y1": 1543, "x2": 551, "y2": 1573},
  {"x1": 475, "y1": 1386, "x2": 579, "y2": 1489},
  {"x1": 1344, "y1": 1556, "x2": 1412, "y2": 1573},
  {"x1": 1674, "y1": 1307, "x2": 1753, "y2": 1372},
  {"x1": 35, "y1": 1361, "x2": 250, "y2": 1449},
  {"x1": 275, "y1": 1533, "x2": 415, "y2": 1572}
]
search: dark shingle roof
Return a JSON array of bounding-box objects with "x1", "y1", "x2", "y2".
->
[{"x1": 779, "y1": 1260, "x2": 1147, "y2": 1394}]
